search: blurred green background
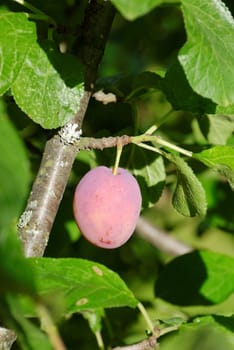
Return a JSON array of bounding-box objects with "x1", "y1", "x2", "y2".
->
[{"x1": 1, "y1": 1, "x2": 233, "y2": 349}]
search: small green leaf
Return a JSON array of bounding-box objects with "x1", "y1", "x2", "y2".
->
[
  {"x1": 155, "y1": 250, "x2": 234, "y2": 305},
  {"x1": 0, "y1": 10, "x2": 36, "y2": 95},
  {"x1": 179, "y1": 0, "x2": 234, "y2": 106},
  {"x1": 110, "y1": 0, "x2": 161, "y2": 20},
  {"x1": 169, "y1": 155, "x2": 207, "y2": 216},
  {"x1": 160, "y1": 315, "x2": 234, "y2": 350},
  {"x1": 194, "y1": 146, "x2": 234, "y2": 190},
  {"x1": 12, "y1": 41, "x2": 84, "y2": 129},
  {"x1": 131, "y1": 149, "x2": 165, "y2": 208},
  {"x1": 198, "y1": 115, "x2": 234, "y2": 145},
  {"x1": 31, "y1": 258, "x2": 138, "y2": 314}
]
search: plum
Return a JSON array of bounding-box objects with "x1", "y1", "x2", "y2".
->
[{"x1": 73, "y1": 166, "x2": 142, "y2": 248}]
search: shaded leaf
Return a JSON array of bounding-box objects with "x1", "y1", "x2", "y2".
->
[
  {"x1": 97, "y1": 71, "x2": 162, "y2": 101},
  {"x1": 179, "y1": 0, "x2": 234, "y2": 106},
  {"x1": 0, "y1": 99, "x2": 35, "y2": 295},
  {"x1": 155, "y1": 250, "x2": 234, "y2": 305},
  {"x1": 0, "y1": 10, "x2": 36, "y2": 95},
  {"x1": 194, "y1": 146, "x2": 234, "y2": 190},
  {"x1": 31, "y1": 258, "x2": 138, "y2": 314},
  {"x1": 168, "y1": 154, "x2": 207, "y2": 216},
  {"x1": 12, "y1": 41, "x2": 84, "y2": 129},
  {"x1": 0, "y1": 95, "x2": 30, "y2": 230},
  {"x1": 131, "y1": 149, "x2": 165, "y2": 208},
  {"x1": 162, "y1": 60, "x2": 215, "y2": 114}
]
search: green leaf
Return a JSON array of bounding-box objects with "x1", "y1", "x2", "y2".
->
[
  {"x1": 131, "y1": 149, "x2": 165, "y2": 208},
  {"x1": 194, "y1": 146, "x2": 234, "y2": 190},
  {"x1": 0, "y1": 10, "x2": 36, "y2": 95},
  {"x1": 168, "y1": 155, "x2": 207, "y2": 216},
  {"x1": 0, "y1": 99, "x2": 30, "y2": 228},
  {"x1": 179, "y1": 0, "x2": 234, "y2": 106},
  {"x1": 198, "y1": 115, "x2": 234, "y2": 145},
  {"x1": 12, "y1": 41, "x2": 84, "y2": 129},
  {"x1": 160, "y1": 315, "x2": 234, "y2": 350},
  {"x1": 0, "y1": 99, "x2": 35, "y2": 295},
  {"x1": 110, "y1": 0, "x2": 162, "y2": 20},
  {"x1": 216, "y1": 104, "x2": 234, "y2": 115},
  {"x1": 162, "y1": 60, "x2": 215, "y2": 114},
  {"x1": 0, "y1": 226, "x2": 36, "y2": 295},
  {"x1": 155, "y1": 250, "x2": 234, "y2": 305},
  {"x1": 31, "y1": 258, "x2": 138, "y2": 314}
]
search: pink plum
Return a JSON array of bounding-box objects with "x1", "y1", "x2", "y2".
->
[{"x1": 73, "y1": 166, "x2": 142, "y2": 248}]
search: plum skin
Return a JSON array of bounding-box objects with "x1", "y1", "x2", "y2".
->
[{"x1": 73, "y1": 166, "x2": 142, "y2": 248}]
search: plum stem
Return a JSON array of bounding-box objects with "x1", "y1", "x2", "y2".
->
[
  {"x1": 113, "y1": 141, "x2": 123, "y2": 175},
  {"x1": 95, "y1": 331, "x2": 105, "y2": 350}
]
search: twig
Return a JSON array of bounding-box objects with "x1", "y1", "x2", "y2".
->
[
  {"x1": 137, "y1": 303, "x2": 155, "y2": 335},
  {"x1": 112, "y1": 334, "x2": 157, "y2": 350},
  {"x1": 136, "y1": 217, "x2": 192, "y2": 256}
]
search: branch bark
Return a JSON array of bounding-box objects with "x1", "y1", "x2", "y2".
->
[
  {"x1": 112, "y1": 334, "x2": 158, "y2": 350},
  {"x1": 136, "y1": 217, "x2": 192, "y2": 256},
  {"x1": 0, "y1": 328, "x2": 16, "y2": 350}
]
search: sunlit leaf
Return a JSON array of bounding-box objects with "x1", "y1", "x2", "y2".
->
[
  {"x1": 0, "y1": 10, "x2": 36, "y2": 95},
  {"x1": 198, "y1": 115, "x2": 234, "y2": 145},
  {"x1": 179, "y1": 0, "x2": 234, "y2": 106},
  {"x1": 194, "y1": 146, "x2": 234, "y2": 190},
  {"x1": 155, "y1": 250, "x2": 234, "y2": 305},
  {"x1": 12, "y1": 41, "x2": 84, "y2": 129},
  {"x1": 31, "y1": 258, "x2": 138, "y2": 314}
]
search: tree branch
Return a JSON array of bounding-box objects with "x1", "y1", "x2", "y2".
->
[
  {"x1": 136, "y1": 217, "x2": 192, "y2": 256},
  {"x1": 0, "y1": 328, "x2": 16, "y2": 350},
  {"x1": 17, "y1": 0, "x2": 115, "y2": 257},
  {"x1": 112, "y1": 334, "x2": 158, "y2": 350}
]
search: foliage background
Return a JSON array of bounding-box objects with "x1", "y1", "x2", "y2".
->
[{"x1": 0, "y1": 0, "x2": 233, "y2": 349}]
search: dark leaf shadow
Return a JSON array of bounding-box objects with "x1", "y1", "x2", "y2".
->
[{"x1": 155, "y1": 251, "x2": 213, "y2": 306}]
